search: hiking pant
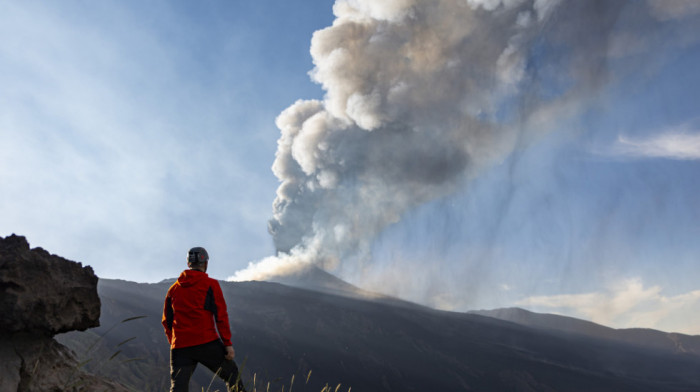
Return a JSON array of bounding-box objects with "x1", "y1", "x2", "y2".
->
[{"x1": 170, "y1": 339, "x2": 246, "y2": 392}]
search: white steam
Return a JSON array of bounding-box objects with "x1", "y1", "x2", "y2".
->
[{"x1": 231, "y1": 0, "x2": 630, "y2": 282}]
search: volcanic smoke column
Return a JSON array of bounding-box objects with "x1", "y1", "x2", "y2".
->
[{"x1": 232, "y1": 0, "x2": 625, "y2": 281}]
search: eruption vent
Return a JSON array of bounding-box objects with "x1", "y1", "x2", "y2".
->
[{"x1": 232, "y1": 0, "x2": 627, "y2": 281}]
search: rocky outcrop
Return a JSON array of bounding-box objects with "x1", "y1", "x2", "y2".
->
[
  {"x1": 0, "y1": 234, "x2": 127, "y2": 391},
  {"x1": 0, "y1": 234, "x2": 100, "y2": 334}
]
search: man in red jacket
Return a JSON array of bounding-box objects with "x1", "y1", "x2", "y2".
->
[{"x1": 162, "y1": 247, "x2": 246, "y2": 392}]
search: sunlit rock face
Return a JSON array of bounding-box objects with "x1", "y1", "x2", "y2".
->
[{"x1": 0, "y1": 234, "x2": 126, "y2": 392}]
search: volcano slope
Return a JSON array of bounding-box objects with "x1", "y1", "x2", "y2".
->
[{"x1": 58, "y1": 277, "x2": 700, "y2": 392}]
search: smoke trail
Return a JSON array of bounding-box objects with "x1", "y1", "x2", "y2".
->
[{"x1": 231, "y1": 0, "x2": 629, "y2": 281}]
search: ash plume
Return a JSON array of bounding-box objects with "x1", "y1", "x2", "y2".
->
[{"x1": 231, "y1": 0, "x2": 654, "y2": 282}]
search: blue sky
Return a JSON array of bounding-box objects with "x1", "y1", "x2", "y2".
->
[
  {"x1": 1, "y1": 0, "x2": 334, "y2": 281},
  {"x1": 2, "y1": 0, "x2": 700, "y2": 334}
]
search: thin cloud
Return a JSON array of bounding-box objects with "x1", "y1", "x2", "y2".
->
[
  {"x1": 647, "y1": 0, "x2": 700, "y2": 22},
  {"x1": 517, "y1": 278, "x2": 700, "y2": 334},
  {"x1": 609, "y1": 128, "x2": 700, "y2": 160}
]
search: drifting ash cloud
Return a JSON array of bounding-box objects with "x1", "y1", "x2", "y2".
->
[
  {"x1": 230, "y1": 0, "x2": 628, "y2": 283},
  {"x1": 231, "y1": 0, "x2": 700, "y2": 296}
]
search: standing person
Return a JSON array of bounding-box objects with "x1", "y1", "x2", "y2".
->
[{"x1": 162, "y1": 247, "x2": 246, "y2": 392}]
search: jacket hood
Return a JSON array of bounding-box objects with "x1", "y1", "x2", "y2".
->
[{"x1": 176, "y1": 269, "x2": 208, "y2": 287}]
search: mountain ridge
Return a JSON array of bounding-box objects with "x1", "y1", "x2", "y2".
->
[
  {"x1": 470, "y1": 307, "x2": 700, "y2": 355},
  {"x1": 57, "y1": 275, "x2": 700, "y2": 391}
]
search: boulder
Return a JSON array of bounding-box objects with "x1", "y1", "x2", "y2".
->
[
  {"x1": 0, "y1": 234, "x2": 100, "y2": 335},
  {"x1": 0, "y1": 234, "x2": 127, "y2": 391}
]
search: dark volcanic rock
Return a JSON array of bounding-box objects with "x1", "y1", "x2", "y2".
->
[
  {"x1": 0, "y1": 333, "x2": 127, "y2": 392},
  {"x1": 0, "y1": 234, "x2": 100, "y2": 335},
  {"x1": 0, "y1": 234, "x2": 126, "y2": 391}
]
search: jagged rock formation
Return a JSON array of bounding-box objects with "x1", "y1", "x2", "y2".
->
[{"x1": 0, "y1": 234, "x2": 127, "y2": 392}]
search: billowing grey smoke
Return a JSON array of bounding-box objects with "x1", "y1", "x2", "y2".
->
[{"x1": 232, "y1": 0, "x2": 629, "y2": 281}]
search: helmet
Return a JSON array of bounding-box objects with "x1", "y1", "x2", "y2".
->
[{"x1": 187, "y1": 247, "x2": 209, "y2": 265}]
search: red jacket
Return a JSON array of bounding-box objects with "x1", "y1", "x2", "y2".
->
[{"x1": 162, "y1": 270, "x2": 233, "y2": 349}]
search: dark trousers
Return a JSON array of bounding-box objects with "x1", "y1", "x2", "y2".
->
[{"x1": 170, "y1": 339, "x2": 246, "y2": 392}]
